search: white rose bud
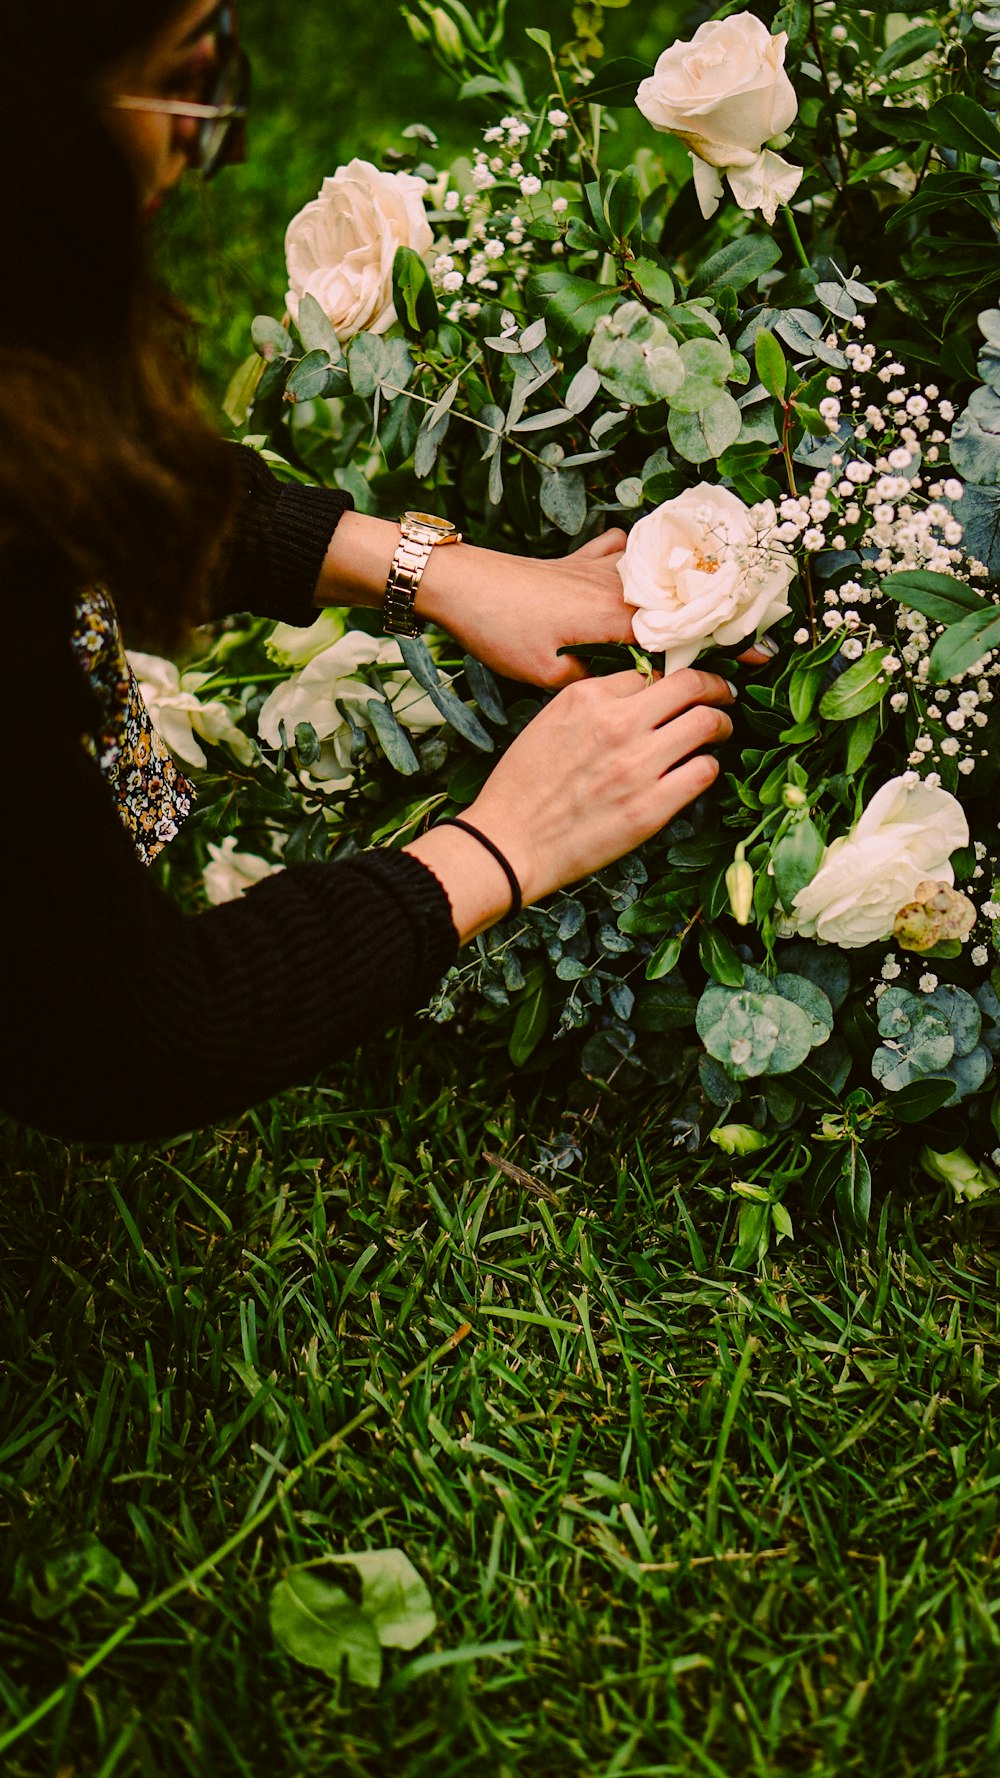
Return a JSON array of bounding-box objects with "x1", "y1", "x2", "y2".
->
[
  {"x1": 618, "y1": 484, "x2": 796, "y2": 673},
  {"x1": 285, "y1": 159, "x2": 433, "y2": 342},
  {"x1": 636, "y1": 13, "x2": 802, "y2": 225},
  {"x1": 791, "y1": 775, "x2": 969, "y2": 949}
]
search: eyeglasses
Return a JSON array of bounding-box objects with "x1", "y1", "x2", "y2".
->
[{"x1": 110, "y1": 2, "x2": 250, "y2": 181}]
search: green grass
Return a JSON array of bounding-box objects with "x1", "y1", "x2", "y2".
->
[{"x1": 3, "y1": 1033, "x2": 1000, "y2": 1776}]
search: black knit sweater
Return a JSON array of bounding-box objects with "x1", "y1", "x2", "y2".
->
[{"x1": 2, "y1": 451, "x2": 458, "y2": 1142}]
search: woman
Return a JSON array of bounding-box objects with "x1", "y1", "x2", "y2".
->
[{"x1": 0, "y1": 0, "x2": 743, "y2": 1142}]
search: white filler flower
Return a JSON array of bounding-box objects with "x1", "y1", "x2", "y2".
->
[
  {"x1": 792, "y1": 775, "x2": 969, "y2": 949},
  {"x1": 618, "y1": 484, "x2": 795, "y2": 672},
  {"x1": 203, "y1": 838, "x2": 284, "y2": 906},
  {"x1": 285, "y1": 159, "x2": 433, "y2": 341},
  {"x1": 636, "y1": 13, "x2": 802, "y2": 224}
]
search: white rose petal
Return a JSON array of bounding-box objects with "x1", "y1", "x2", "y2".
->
[
  {"x1": 127, "y1": 652, "x2": 254, "y2": 770},
  {"x1": 725, "y1": 148, "x2": 802, "y2": 225},
  {"x1": 257, "y1": 631, "x2": 444, "y2": 781},
  {"x1": 285, "y1": 159, "x2": 433, "y2": 342},
  {"x1": 791, "y1": 776, "x2": 969, "y2": 949},
  {"x1": 618, "y1": 483, "x2": 796, "y2": 673}
]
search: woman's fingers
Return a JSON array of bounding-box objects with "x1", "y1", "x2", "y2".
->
[
  {"x1": 570, "y1": 528, "x2": 627, "y2": 562},
  {"x1": 600, "y1": 665, "x2": 736, "y2": 718},
  {"x1": 654, "y1": 700, "x2": 734, "y2": 770}
]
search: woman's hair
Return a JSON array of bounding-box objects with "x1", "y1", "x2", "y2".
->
[{"x1": 1, "y1": 1, "x2": 239, "y2": 647}]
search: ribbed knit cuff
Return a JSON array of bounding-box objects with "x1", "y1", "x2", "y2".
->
[
  {"x1": 219, "y1": 446, "x2": 355, "y2": 626},
  {"x1": 263, "y1": 482, "x2": 355, "y2": 626},
  {"x1": 339, "y1": 848, "x2": 459, "y2": 985}
]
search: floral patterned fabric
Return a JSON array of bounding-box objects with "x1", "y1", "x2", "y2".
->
[{"x1": 71, "y1": 587, "x2": 195, "y2": 866}]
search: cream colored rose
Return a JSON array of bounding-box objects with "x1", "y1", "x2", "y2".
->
[
  {"x1": 618, "y1": 485, "x2": 795, "y2": 673},
  {"x1": 285, "y1": 159, "x2": 433, "y2": 342},
  {"x1": 636, "y1": 13, "x2": 801, "y2": 224},
  {"x1": 791, "y1": 776, "x2": 969, "y2": 949},
  {"x1": 203, "y1": 837, "x2": 284, "y2": 906},
  {"x1": 127, "y1": 652, "x2": 254, "y2": 771},
  {"x1": 257, "y1": 630, "x2": 443, "y2": 783}
]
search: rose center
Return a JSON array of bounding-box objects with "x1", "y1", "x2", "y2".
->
[{"x1": 685, "y1": 46, "x2": 728, "y2": 81}]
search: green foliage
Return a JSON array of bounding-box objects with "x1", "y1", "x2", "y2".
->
[
  {"x1": 162, "y1": 0, "x2": 1000, "y2": 1234},
  {"x1": 873, "y1": 984, "x2": 990, "y2": 1100}
]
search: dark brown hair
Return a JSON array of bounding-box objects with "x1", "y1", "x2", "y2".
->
[{"x1": 1, "y1": 1, "x2": 239, "y2": 648}]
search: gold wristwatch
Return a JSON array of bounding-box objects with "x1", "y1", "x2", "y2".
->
[{"x1": 382, "y1": 511, "x2": 462, "y2": 638}]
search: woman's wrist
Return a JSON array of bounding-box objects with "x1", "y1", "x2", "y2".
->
[
  {"x1": 403, "y1": 822, "x2": 516, "y2": 944},
  {"x1": 315, "y1": 509, "x2": 488, "y2": 635}
]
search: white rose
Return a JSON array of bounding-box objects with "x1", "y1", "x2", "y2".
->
[
  {"x1": 791, "y1": 775, "x2": 970, "y2": 949},
  {"x1": 127, "y1": 652, "x2": 254, "y2": 771},
  {"x1": 618, "y1": 484, "x2": 795, "y2": 673},
  {"x1": 636, "y1": 13, "x2": 801, "y2": 225},
  {"x1": 256, "y1": 631, "x2": 443, "y2": 783},
  {"x1": 285, "y1": 159, "x2": 434, "y2": 342},
  {"x1": 203, "y1": 837, "x2": 284, "y2": 906}
]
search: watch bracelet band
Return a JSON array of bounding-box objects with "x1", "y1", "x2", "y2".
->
[{"x1": 382, "y1": 531, "x2": 436, "y2": 638}]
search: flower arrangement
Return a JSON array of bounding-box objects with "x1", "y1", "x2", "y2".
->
[{"x1": 166, "y1": 0, "x2": 1000, "y2": 1252}]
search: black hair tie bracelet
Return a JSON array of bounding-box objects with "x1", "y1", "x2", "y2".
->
[{"x1": 435, "y1": 818, "x2": 523, "y2": 917}]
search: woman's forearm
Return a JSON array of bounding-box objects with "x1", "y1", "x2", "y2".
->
[{"x1": 312, "y1": 508, "x2": 491, "y2": 638}]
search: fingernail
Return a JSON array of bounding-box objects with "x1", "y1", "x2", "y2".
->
[
  {"x1": 758, "y1": 633, "x2": 780, "y2": 658},
  {"x1": 725, "y1": 680, "x2": 738, "y2": 697}
]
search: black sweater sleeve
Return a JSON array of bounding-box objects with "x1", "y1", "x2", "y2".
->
[
  {"x1": 210, "y1": 447, "x2": 355, "y2": 626},
  {"x1": 3, "y1": 732, "x2": 457, "y2": 1143}
]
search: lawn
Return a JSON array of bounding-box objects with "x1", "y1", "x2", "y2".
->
[{"x1": 3, "y1": 1035, "x2": 1000, "y2": 1775}]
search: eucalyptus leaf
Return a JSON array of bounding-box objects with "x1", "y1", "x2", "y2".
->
[
  {"x1": 251, "y1": 315, "x2": 294, "y2": 360},
  {"x1": 360, "y1": 697, "x2": 421, "y2": 775},
  {"x1": 462, "y1": 655, "x2": 507, "y2": 724},
  {"x1": 540, "y1": 466, "x2": 587, "y2": 534},
  {"x1": 668, "y1": 393, "x2": 742, "y2": 463},
  {"x1": 296, "y1": 294, "x2": 345, "y2": 360}
]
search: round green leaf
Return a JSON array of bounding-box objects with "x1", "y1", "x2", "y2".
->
[{"x1": 269, "y1": 1572, "x2": 383, "y2": 1687}]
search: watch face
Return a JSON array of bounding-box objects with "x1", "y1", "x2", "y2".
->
[{"x1": 403, "y1": 510, "x2": 455, "y2": 536}]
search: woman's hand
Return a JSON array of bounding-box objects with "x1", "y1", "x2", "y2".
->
[
  {"x1": 318, "y1": 514, "x2": 776, "y2": 690},
  {"x1": 404, "y1": 666, "x2": 735, "y2": 942},
  {"x1": 421, "y1": 528, "x2": 635, "y2": 688}
]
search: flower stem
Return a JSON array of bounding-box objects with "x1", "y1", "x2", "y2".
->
[{"x1": 782, "y1": 206, "x2": 811, "y2": 273}]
